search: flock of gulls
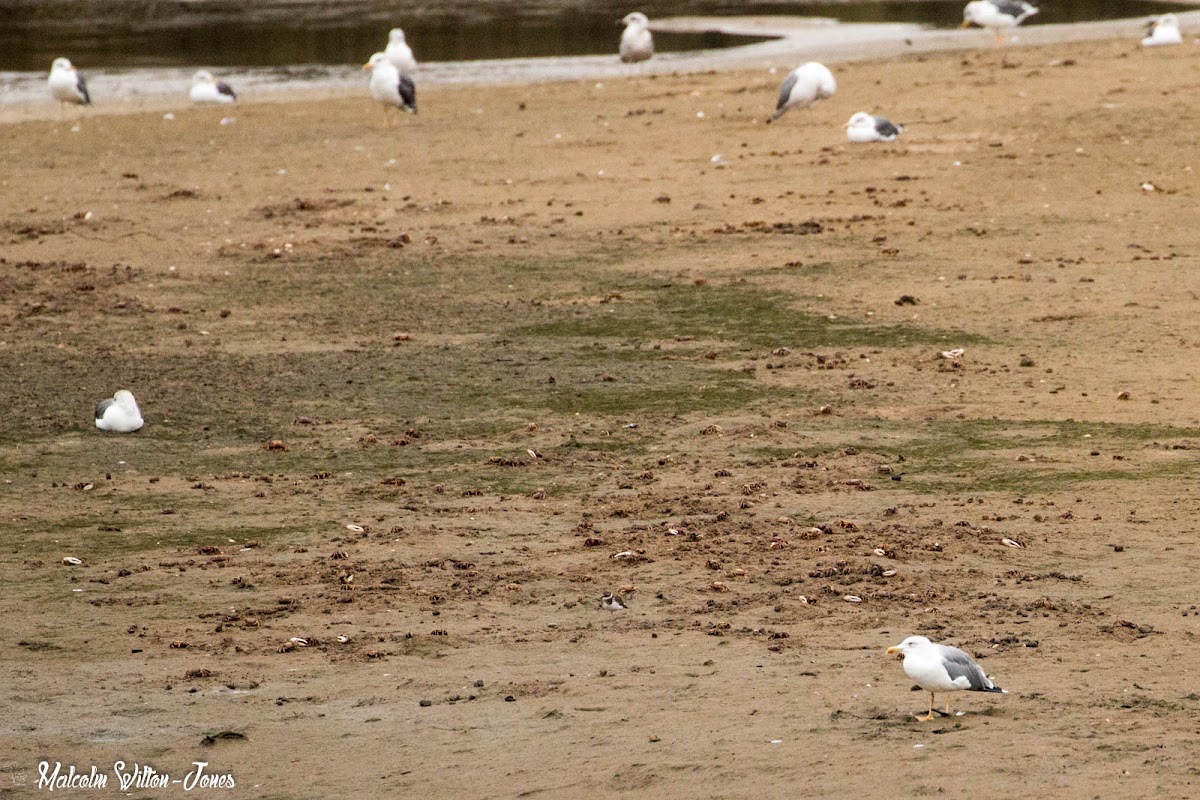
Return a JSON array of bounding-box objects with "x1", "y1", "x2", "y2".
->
[
  {"x1": 68, "y1": 0, "x2": 1188, "y2": 719},
  {"x1": 43, "y1": 3, "x2": 1188, "y2": 143}
]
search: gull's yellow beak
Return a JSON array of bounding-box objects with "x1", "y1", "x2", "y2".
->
[
  {"x1": 960, "y1": 20, "x2": 971, "y2": 28},
  {"x1": 886, "y1": 646, "x2": 901, "y2": 656},
  {"x1": 362, "y1": 62, "x2": 372, "y2": 71}
]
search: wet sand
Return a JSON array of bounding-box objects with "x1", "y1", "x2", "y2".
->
[{"x1": 4, "y1": 31, "x2": 1200, "y2": 799}]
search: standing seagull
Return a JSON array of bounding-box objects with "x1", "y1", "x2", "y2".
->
[
  {"x1": 48, "y1": 57, "x2": 90, "y2": 108},
  {"x1": 364, "y1": 52, "x2": 417, "y2": 116},
  {"x1": 1143, "y1": 14, "x2": 1182, "y2": 47},
  {"x1": 887, "y1": 636, "x2": 1007, "y2": 720},
  {"x1": 618, "y1": 12, "x2": 654, "y2": 63},
  {"x1": 962, "y1": 0, "x2": 1039, "y2": 46},
  {"x1": 190, "y1": 70, "x2": 237, "y2": 104},
  {"x1": 385, "y1": 27, "x2": 417, "y2": 73},
  {"x1": 767, "y1": 62, "x2": 836, "y2": 124},
  {"x1": 846, "y1": 111, "x2": 903, "y2": 143},
  {"x1": 94, "y1": 390, "x2": 144, "y2": 433}
]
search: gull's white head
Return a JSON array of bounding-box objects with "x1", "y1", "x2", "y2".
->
[
  {"x1": 113, "y1": 389, "x2": 140, "y2": 410},
  {"x1": 846, "y1": 111, "x2": 874, "y2": 128},
  {"x1": 622, "y1": 12, "x2": 650, "y2": 28},
  {"x1": 388, "y1": 28, "x2": 407, "y2": 44},
  {"x1": 51, "y1": 57, "x2": 75, "y2": 72},
  {"x1": 962, "y1": 1, "x2": 986, "y2": 26},
  {"x1": 1155, "y1": 13, "x2": 1179, "y2": 29},
  {"x1": 886, "y1": 635, "x2": 932, "y2": 657},
  {"x1": 192, "y1": 69, "x2": 214, "y2": 84},
  {"x1": 363, "y1": 52, "x2": 389, "y2": 71}
]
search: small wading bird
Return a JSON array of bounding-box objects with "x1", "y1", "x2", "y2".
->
[
  {"x1": 385, "y1": 27, "x2": 417, "y2": 73},
  {"x1": 600, "y1": 592, "x2": 627, "y2": 611},
  {"x1": 94, "y1": 390, "x2": 144, "y2": 433},
  {"x1": 961, "y1": 0, "x2": 1039, "y2": 46},
  {"x1": 48, "y1": 57, "x2": 90, "y2": 109},
  {"x1": 846, "y1": 111, "x2": 904, "y2": 143},
  {"x1": 190, "y1": 70, "x2": 237, "y2": 104},
  {"x1": 887, "y1": 636, "x2": 1007, "y2": 720},
  {"x1": 364, "y1": 52, "x2": 417, "y2": 117},
  {"x1": 1143, "y1": 14, "x2": 1182, "y2": 47},
  {"x1": 618, "y1": 12, "x2": 654, "y2": 63},
  {"x1": 767, "y1": 62, "x2": 836, "y2": 123}
]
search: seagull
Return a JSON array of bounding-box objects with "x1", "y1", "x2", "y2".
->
[
  {"x1": 189, "y1": 70, "x2": 237, "y2": 104},
  {"x1": 618, "y1": 12, "x2": 654, "y2": 63},
  {"x1": 887, "y1": 635, "x2": 1007, "y2": 720},
  {"x1": 385, "y1": 27, "x2": 417, "y2": 73},
  {"x1": 846, "y1": 112, "x2": 903, "y2": 143},
  {"x1": 1143, "y1": 14, "x2": 1182, "y2": 47},
  {"x1": 600, "y1": 592, "x2": 628, "y2": 611},
  {"x1": 48, "y1": 57, "x2": 90, "y2": 108},
  {"x1": 962, "y1": 0, "x2": 1039, "y2": 46},
  {"x1": 766, "y1": 62, "x2": 836, "y2": 124},
  {"x1": 94, "y1": 390, "x2": 144, "y2": 433},
  {"x1": 364, "y1": 52, "x2": 417, "y2": 116}
]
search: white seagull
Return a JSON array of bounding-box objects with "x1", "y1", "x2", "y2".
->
[
  {"x1": 962, "y1": 0, "x2": 1039, "y2": 45},
  {"x1": 887, "y1": 636, "x2": 1007, "y2": 720},
  {"x1": 385, "y1": 27, "x2": 417, "y2": 73},
  {"x1": 767, "y1": 62, "x2": 836, "y2": 124},
  {"x1": 189, "y1": 70, "x2": 237, "y2": 104},
  {"x1": 48, "y1": 57, "x2": 90, "y2": 107},
  {"x1": 94, "y1": 390, "x2": 144, "y2": 433},
  {"x1": 1143, "y1": 14, "x2": 1182, "y2": 47},
  {"x1": 618, "y1": 12, "x2": 654, "y2": 63},
  {"x1": 364, "y1": 52, "x2": 417, "y2": 115},
  {"x1": 846, "y1": 111, "x2": 904, "y2": 143}
]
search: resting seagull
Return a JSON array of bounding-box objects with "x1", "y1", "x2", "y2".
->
[
  {"x1": 385, "y1": 27, "x2": 417, "y2": 73},
  {"x1": 364, "y1": 52, "x2": 417, "y2": 116},
  {"x1": 767, "y1": 62, "x2": 836, "y2": 124},
  {"x1": 846, "y1": 112, "x2": 903, "y2": 143},
  {"x1": 48, "y1": 57, "x2": 90, "y2": 108},
  {"x1": 887, "y1": 636, "x2": 1006, "y2": 720},
  {"x1": 95, "y1": 390, "x2": 144, "y2": 433},
  {"x1": 962, "y1": 0, "x2": 1039, "y2": 46},
  {"x1": 618, "y1": 12, "x2": 654, "y2": 63},
  {"x1": 1143, "y1": 14, "x2": 1182, "y2": 47},
  {"x1": 190, "y1": 70, "x2": 237, "y2": 104}
]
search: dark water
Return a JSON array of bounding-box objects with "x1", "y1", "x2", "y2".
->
[{"x1": 0, "y1": 0, "x2": 1188, "y2": 71}]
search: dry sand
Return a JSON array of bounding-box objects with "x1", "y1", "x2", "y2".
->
[{"x1": 4, "y1": 35, "x2": 1200, "y2": 798}]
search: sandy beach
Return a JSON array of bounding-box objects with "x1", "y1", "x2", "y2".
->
[{"x1": 4, "y1": 28, "x2": 1200, "y2": 798}]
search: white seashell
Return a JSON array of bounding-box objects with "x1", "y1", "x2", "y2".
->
[
  {"x1": 289, "y1": 637, "x2": 309, "y2": 646},
  {"x1": 611, "y1": 550, "x2": 635, "y2": 559},
  {"x1": 62, "y1": 557, "x2": 83, "y2": 566},
  {"x1": 667, "y1": 528, "x2": 680, "y2": 536},
  {"x1": 1001, "y1": 537, "x2": 1024, "y2": 548},
  {"x1": 843, "y1": 595, "x2": 863, "y2": 603},
  {"x1": 345, "y1": 524, "x2": 365, "y2": 533},
  {"x1": 797, "y1": 596, "x2": 809, "y2": 605},
  {"x1": 336, "y1": 635, "x2": 350, "y2": 643},
  {"x1": 882, "y1": 569, "x2": 897, "y2": 577},
  {"x1": 873, "y1": 548, "x2": 886, "y2": 556},
  {"x1": 82, "y1": 483, "x2": 94, "y2": 491},
  {"x1": 940, "y1": 348, "x2": 965, "y2": 359}
]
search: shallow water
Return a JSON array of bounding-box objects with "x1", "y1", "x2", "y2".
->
[{"x1": 1, "y1": 0, "x2": 1189, "y2": 71}]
